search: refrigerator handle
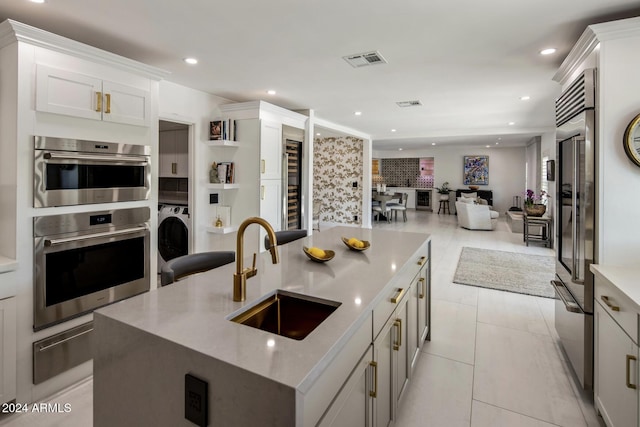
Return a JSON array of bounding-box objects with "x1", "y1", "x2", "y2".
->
[
  {"x1": 571, "y1": 136, "x2": 584, "y2": 283},
  {"x1": 551, "y1": 280, "x2": 583, "y2": 313}
]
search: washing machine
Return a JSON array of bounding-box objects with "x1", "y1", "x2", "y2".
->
[{"x1": 157, "y1": 204, "x2": 191, "y2": 273}]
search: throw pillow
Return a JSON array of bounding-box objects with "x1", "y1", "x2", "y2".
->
[{"x1": 461, "y1": 192, "x2": 477, "y2": 199}]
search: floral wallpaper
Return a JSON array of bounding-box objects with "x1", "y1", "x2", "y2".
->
[{"x1": 313, "y1": 136, "x2": 363, "y2": 225}]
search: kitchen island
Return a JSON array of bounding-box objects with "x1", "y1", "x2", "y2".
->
[{"x1": 93, "y1": 226, "x2": 431, "y2": 426}]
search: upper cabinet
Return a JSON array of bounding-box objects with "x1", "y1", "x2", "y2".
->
[
  {"x1": 260, "y1": 120, "x2": 283, "y2": 180},
  {"x1": 159, "y1": 129, "x2": 189, "y2": 178},
  {"x1": 35, "y1": 64, "x2": 151, "y2": 127}
]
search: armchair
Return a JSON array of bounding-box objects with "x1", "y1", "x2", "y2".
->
[{"x1": 455, "y1": 201, "x2": 499, "y2": 230}]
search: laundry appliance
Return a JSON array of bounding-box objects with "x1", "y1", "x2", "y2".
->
[{"x1": 157, "y1": 204, "x2": 190, "y2": 273}]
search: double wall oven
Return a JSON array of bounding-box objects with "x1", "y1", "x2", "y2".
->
[{"x1": 34, "y1": 136, "x2": 150, "y2": 208}]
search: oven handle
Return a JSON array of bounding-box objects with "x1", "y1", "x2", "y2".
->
[
  {"x1": 44, "y1": 226, "x2": 148, "y2": 247},
  {"x1": 43, "y1": 152, "x2": 148, "y2": 164},
  {"x1": 550, "y1": 280, "x2": 583, "y2": 313}
]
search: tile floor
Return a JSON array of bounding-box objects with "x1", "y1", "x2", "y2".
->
[{"x1": 0, "y1": 210, "x2": 604, "y2": 426}]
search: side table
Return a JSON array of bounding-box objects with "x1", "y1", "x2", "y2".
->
[{"x1": 523, "y1": 214, "x2": 552, "y2": 247}]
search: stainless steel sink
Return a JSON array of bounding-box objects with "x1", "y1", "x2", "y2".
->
[{"x1": 230, "y1": 290, "x2": 341, "y2": 340}]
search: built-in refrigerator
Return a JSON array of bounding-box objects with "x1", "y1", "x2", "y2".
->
[{"x1": 551, "y1": 68, "x2": 596, "y2": 391}]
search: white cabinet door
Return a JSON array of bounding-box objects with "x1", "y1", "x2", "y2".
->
[
  {"x1": 418, "y1": 259, "x2": 430, "y2": 344},
  {"x1": 395, "y1": 296, "x2": 410, "y2": 404},
  {"x1": 373, "y1": 315, "x2": 394, "y2": 427},
  {"x1": 0, "y1": 297, "x2": 17, "y2": 405},
  {"x1": 260, "y1": 121, "x2": 282, "y2": 180},
  {"x1": 159, "y1": 129, "x2": 189, "y2": 178},
  {"x1": 595, "y1": 301, "x2": 639, "y2": 427},
  {"x1": 260, "y1": 180, "x2": 282, "y2": 232},
  {"x1": 35, "y1": 65, "x2": 150, "y2": 127},
  {"x1": 318, "y1": 346, "x2": 373, "y2": 427},
  {"x1": 102, "y1": 80, "x2": 151, "y2": 127},
  {"x1": 36, "y1": 64, "x2": 102, "y2": 121}
]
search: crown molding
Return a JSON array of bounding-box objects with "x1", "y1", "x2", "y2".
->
[
  {"x1": 554, "y1": 16, "x2": 640, "y2": 85},
  {"x1": 0, "y1": 19, "x2": 170, "y2": 80}
]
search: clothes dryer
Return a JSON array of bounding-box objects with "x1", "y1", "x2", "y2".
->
[{"x1": 157, "y1": 204, "x2": 190, "y2": 273}]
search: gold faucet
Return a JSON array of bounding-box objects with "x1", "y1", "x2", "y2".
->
[{"x1": 233, "y1": 217, "x2": 279, "y2": 301}]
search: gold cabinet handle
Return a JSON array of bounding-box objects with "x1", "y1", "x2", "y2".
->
[
  {"x1": 391, "y1": 287, "x2": 406, "y2": 304},
  {"x1": 105, "y1": 93, "x2": 111, "y2": 113},
  {"x1": 418, "y1": 277, "x2": 425, "y2": 299},
  {"x1": 171, "y1": 162, "x2": 177, "y2": 174},
  {"x1": 627, "y1": 354, "x2": 637, "y2": 389},
  {"x1": 261, "y1": 159, "x2": 266, "y2": 174},
  {"x1": 261, "y1": 185, "x2": 265, "y2": 200},
  {"x1": 369, "y1": 361, "x2": 378, "y2": 397},
  {"x1": 601, "y1": 295, "x2": 620, "y2": 311},
  {"x1": 417, "y1": 256, "x2": 427, "y2": 266},
  {"x1": 393, "y1": 318, "x2": 402, "y2": 351},
  {"x1": 96, "y1": 91, "x2": 102, "y2": 112}
]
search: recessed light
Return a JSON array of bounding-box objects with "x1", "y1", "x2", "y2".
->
[
  {"x1": 508, "y1": 122, "x2": 515, "y2": 126},
  {"x1": 520, "y1": 95, "x2": 530, "y2": 101},
  {"x1": 540, "y1": 48, "x2": 557, "y2": 55},
  {"x1": 431, "y1": 143, "x2": 436, "y2": 146},
  {"x1": 391, "y1": 129, "x2": 396, "y2": 132},
  {"x1": 495, "y1": 142, "x2": 499, "y2": 145},
  {"x1": 30, "y1": 0, "x2": 46, "y2": 3},
  {"x1": 266, "y1": 90, "x2": 276, "y2": 95},
  {"x1": 486, "y1": 145, "x2": 491, "y2": 148},
  {"x1": 398, "y1": 148, "x2": 403, "y2": 151},
  {"x1": 316, "y1": 133, "x2": 321, "y2": 136},
  {"x1": 183, "y1": 57, "x2": 198, "y2": 65},
  {"x1": 354, "y1": 111, "x2": 362, "y2": 116}
]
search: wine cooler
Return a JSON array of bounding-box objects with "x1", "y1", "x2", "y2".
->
[{"x1": 285, "y1": 139, "x2": 302, "y2": 229}]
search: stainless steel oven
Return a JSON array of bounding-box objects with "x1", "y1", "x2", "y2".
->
[
  {"x1": 34, "y1": 207, "x2": 150, "y2": 330},
  {"x1": 34, "y1": 136, "x2": 150, "y2": 208}
]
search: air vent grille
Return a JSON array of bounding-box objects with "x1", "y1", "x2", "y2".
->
[
  {"x1": 343, "y1": 51, "x2": 388, "y2": 68},
  {"x1": 396, "y1": 100, "x2": 423, "y2": 108},
  {"x1": 555, "y1": 69, "x2": 595, "y2": 127}
]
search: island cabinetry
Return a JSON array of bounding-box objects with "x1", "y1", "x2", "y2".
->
[
  {"x1": 593, "y1": 270, "x2": 639, "y2": 427},
  {"x1": 35, "y1": 64, "x2": 151, "y2": 127}
]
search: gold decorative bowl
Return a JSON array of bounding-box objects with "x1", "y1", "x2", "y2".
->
[
  {"x1": 303, "y1": 246, "x2": 335, "y2": 263},
  {"x1": 468, "y1": 185, "x2": 480, "y2": 190},
  {"x1": 341, "y1": 237, "x2": 371, "y2": 251}
]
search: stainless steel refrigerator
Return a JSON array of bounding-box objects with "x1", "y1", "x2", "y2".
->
[{"x1": 551, "y1": 68, "x2": 596, "y2": 391}]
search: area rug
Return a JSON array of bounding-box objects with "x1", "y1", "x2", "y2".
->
[{"x1": 453, "y1": 247, "x2": 556, "y2": 298}]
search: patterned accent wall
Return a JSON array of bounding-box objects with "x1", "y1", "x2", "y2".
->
[
  {"x1": 380, "y1": 158, "x2": 434, "y2": 188},
  {"x1": 313, "y1": 136, "x2": 363, "y2": 225}
]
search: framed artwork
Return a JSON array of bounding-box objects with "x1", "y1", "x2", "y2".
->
[
  {"x1": 463, "y1": 155, "x2": 489, "y2": 185},
  {"x1": 209, "y1": 120, "x2": 222, "y2": 140},
  {"x1": 546, "y1": 160, "x2": 555, "y2": 181}
]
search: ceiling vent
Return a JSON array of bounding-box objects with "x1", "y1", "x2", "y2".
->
[
  {"x1": 396, "y1": 100, "x2": 423, "y2": 108},
  {"x1": 343, "y1": 51, "x2": 387, "y2": 68}
]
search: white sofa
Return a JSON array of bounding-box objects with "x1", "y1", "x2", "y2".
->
[{"x1": 455, "y1": 201, "x2": 499, "y2": 230}]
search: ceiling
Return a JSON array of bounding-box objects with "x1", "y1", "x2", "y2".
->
[{"x1": 1, "y1": 1, "x2": 639, "y2": 150}]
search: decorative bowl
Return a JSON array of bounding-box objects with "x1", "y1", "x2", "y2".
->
[
  {"x1": 468, "y1": 185, "x2": 480, "y2": 190},
  {"x1": 341, "y1": 237, "x2": 371, "y2": 251},
  {"x1": 303, "y1": 246, "x2": 335, "y2": 263}
]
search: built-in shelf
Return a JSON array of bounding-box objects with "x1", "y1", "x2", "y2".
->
[
  {"x1": 206, "y1": 226, "x2": 238, "y2": 235},
  {"x1": 206, "y1": 183, "x2": 239, "y2": 190},
  {"x1": 206, "y1": 140, "x2": 239, "y2": 148}
]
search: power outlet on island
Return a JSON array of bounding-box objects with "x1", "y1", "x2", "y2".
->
[{"x1": 185, "y1": 373, "x2": 208, "y2": 427}]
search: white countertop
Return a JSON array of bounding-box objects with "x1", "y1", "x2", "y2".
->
[
  {"x1": 0, "y1": 256, "x2": 18, "y2": 274},
  {"x1": 96, "y1": 226, "x2": 430, "y2": 394},
  {"x1": 591, "y1": 264, "x2": 640, "y2": 312}
]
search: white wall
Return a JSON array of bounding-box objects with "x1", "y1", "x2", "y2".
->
[
  {"x1": 373, "y1": 145, "x2": 526, "y2": 214},
  {"x1": 158, "y1": 81, "x2": 235, "y2": 252},
  {"x1": 597, "y1": 34, "x2": 640, "y2": 265}
]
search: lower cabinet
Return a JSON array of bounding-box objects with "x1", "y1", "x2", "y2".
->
[
  {"x1": 595, "y1": 300, "x2": 639, "y2": 427},
  {"x1": 320, "y1": 246, "x2": 431, "y2": 427},
  {"x1": 317, "y1": 346, "x2": 373, "y2": 427}
]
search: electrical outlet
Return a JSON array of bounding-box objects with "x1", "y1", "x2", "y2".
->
[
  {"x1": 353, "y1": 215, "x2": 358, "y2": 221},
  {"x1": 352, "y1": 181, "x2": 358, "y2": 188},
  {"x1": 209, "y1": 193, "x2": 219, "y2": 204},
  {"x1": 185, "y1": 374, "x2": 208, "y2": 427}
]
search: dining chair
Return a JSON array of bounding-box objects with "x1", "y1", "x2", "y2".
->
[
  {"x1": 390, "y1": 193, "x2": 409, "y2": 222},
  {"x1": 160, "y1": 251, "x2": 235, "y2": 286},
  {"x1": 372, "y1": 204, "x2": 391, "y2": 223},
  {"x1": 264, "y1": 229, "x2": 308, "y2": 250}
]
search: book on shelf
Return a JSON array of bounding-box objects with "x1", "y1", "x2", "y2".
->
[
  {"x1": 216, "y1": 162, "x2": 235, "y2": 184},
  {"x1": 209, "y1": 120, "x2": 222, "y2": 140}
]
